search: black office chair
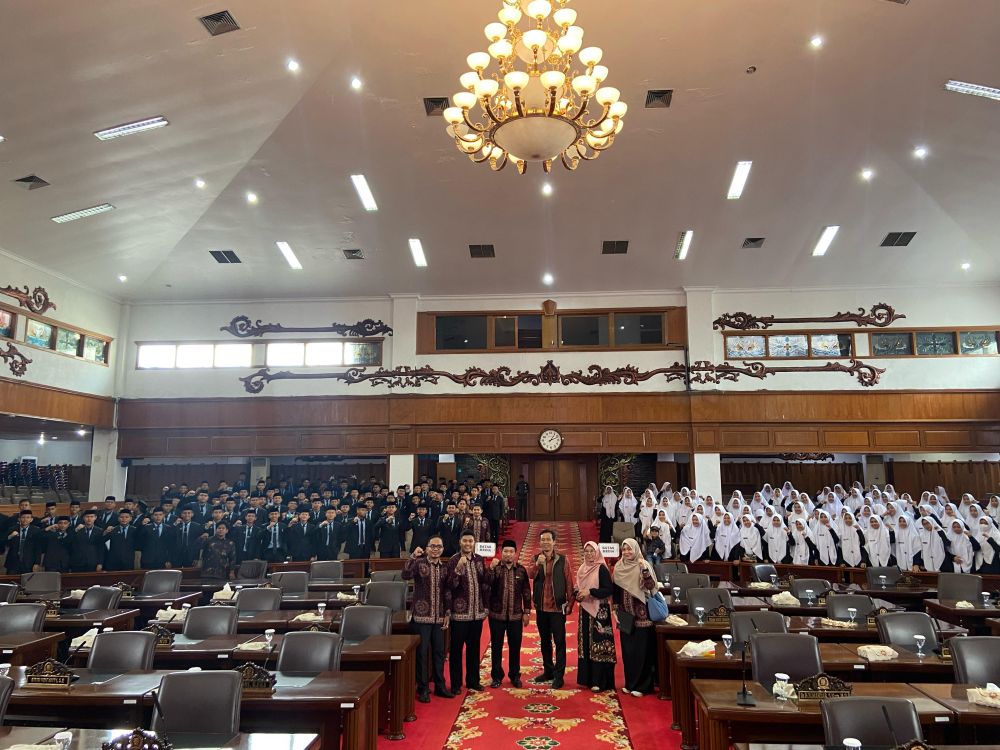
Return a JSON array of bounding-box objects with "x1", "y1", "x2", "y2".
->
[
  {"x1": 364, "y1": 581, "x2": 407, "y2": 612},
  {"x1": 789, "y1": 578, "x2": 833, "y2": 602},
  {"x1": 876, "y1": 611, "x2": 939, "y2": 651},
  {"x1": 20, "y1": 572, "x2": 60, "y2": 594},
  {"x1": 664, "y1": 573, "x2": 710, "y2": 599},
  {"x1": 0, "y1": 676, "x2": 13, "y2": 724},
  {"x1": 0, "y1": 584, "x2": 18, "y2": 604},
  {"x1": 654, "y1": 562, "x2": 688, "y2": 581},
  {"x1": 235, "y1": 588, "x2": 282, "y2": 613},
  {"x1": 750, "y1": 564, "x2": 778, "y2": 583},
  {"x1": 369, "y1": 570, "x2": 403, "y2": 583},
  {"x1": 822, "y1": 697, "x2": 923, "y2": 746},
  {"x1": 182, "y1": 605, "x2": 238, "y2": 638},
  {"x1": 731, "y1": 611, "x2": 787, "y2": 652},
  {"x1": 88, "y1": 631, "x2": 156, "y2": 671},
  {"x1": 0, "y1": 603, "x2": 46, "y2": 634},
  {"x1": 340, "y1": 605, "x2": 392, "y2": 640},
  {"x1": 276, "y1": 631, "x2": 344, "y2": 672},
  {"x1": 950, "y1": 636, "x2": 1000, "y2": 684},
  {"x1": 937, "y1": 572, "x2": 983, "y2": 601},
  {"x1": 309, "y1": 560, "x2": 344, "y2": 581},
  {"x1": 826, "y1": 593, "x2": 876, "y2": 621},
  {"x1": 142, "y1": 569, "x2": 183, "y2": 595},
  {"x1": 750, "y1": 633, "x2": 821, "y2": 690},
  {"x1": 152, "y1": 671, "x2": 242, "y2": 736},
  {"x1": 686, "y1": 588, "x2": 733, "y2": 613},
  {"x1": 270, "y1": 571, "x2": 308, "y2": 593},
  {"x1": 865, "y1": 566, "x2": 903, "y2": 589},
  {"x1": 235, "y1": 560, "x2": 268, "y2": 582},
  {"x1": 78, "y1": 586, "x2": 124, "y2": 610}
]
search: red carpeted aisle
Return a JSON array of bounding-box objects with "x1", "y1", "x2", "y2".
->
[{"x1": 381, "y1": 521, "x2": 679, "y2": 750}]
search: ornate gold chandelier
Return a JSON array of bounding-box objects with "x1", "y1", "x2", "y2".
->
[{"x1": 443, "y1": 0, "x2": 627, "y2": 173}]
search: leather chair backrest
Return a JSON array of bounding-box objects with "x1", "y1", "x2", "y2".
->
[
  {"x1": 79, "y1": 586, "x2": 124, "y2": 611},
  {"x1": 821, "y1": 697, "x2": 923, "y2": 745},
  {"x1": 276, "y1": 631, "x2": 344, "y2": 672},
  {"x1": 237, "y1": 560, "x2": 268, "y2": 581},
  {"x1": 270, "y1": 571, "x2": 308, "y2": 593},
  {"x1": 750, "y1": 633, "x2": 821, "y2": 690},
  {"x1": 664, "y1": 573, "x2": 710, "y2": 598},
  {"x1": 826, "y1": 593, "x2": 876, "y2": 620},
  {"x1": 876, "y1": 611, "x2": 939, "y2": 651},
  {"x1": 0, "y1": 603, "x2": 46, "y2": 634},
  {"x1": 0, "y1": 676, "x2": 12, "y2": 724},
  {"x1": 751, "y1": 564, "x2": 778, "y2": 583},
  {"x1": 142, "y1": 569, "x2": 183, "y2": 594},
  {"x1": 937, "y1": 572, "x2": 983, "y2": 601},
  {"x1": 88, "y1": 631, "x2": 156, "y2": 671},
  {"x1": 950, "y1": 636, "x2": 1000, "y2": 685},
  {"x1": 310, "y1": 561, "x2": 344, "y2": 581},
  {"x1": 182, "y1": 605, "x2": 238, "y2": 638},
  {"x1": 686, "y1": 587, "x2": 733, "y2": 613},
  {"x1": 340, "y1": 605, "x2": 392, "y2": 640},
  {"x1": 731, "y1": 611, "x2": 787, "y2": 652},
  {"x1": 152, "y1": 671, "x2": 242, "y2": 736},
  {"x1": 865, "y1": 566, "x2": 902, "y2": 589},
  {"x1": 789, "y1": 578, "x2": 833, "y2": 600},
  {"x1": 369, "y1": 570, "x2": 403, "y2": 583},
  {"x1": 0, "y1": 584, "x2": 18, "y2": 604},
  {"x1": 654, "y1": 562, "x2": 688, "y2": 581},
  {"x1": 235, "y1": 588, "x2": 282, "y2": 613},
  {"x1": 611, "y1": 522, "x2": 636, "y2": 544},
  {"x1": 365, "y1": 581, "x2": 407, "y2": 611},
  {"x1": 20, "y1": 572, "x2": 60, "y2": 594}
]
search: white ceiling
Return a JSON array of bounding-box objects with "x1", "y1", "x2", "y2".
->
[{"x1": 0, "y1": 0, "x2": 998, "y2": 301}]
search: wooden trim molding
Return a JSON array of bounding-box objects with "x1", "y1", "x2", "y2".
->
[
  {"x1": 777, "y1": 453, "x2": 835, "y2": 461},
  {"x1": 690, "y1": 359, "x2": 885, "y2": 387},
  {"x1": 0, "y1": 376, "x2": 115, "y2": 428},
  {"x1": 219, "y1": 315, "x2": 393, "y2": 339},
  {"x1": 0, "y1": 342, "x2": 31, "y2": 377},
  {"x1": 0, "y1": 284, "x2": 57, "y2": 315},
  {"x1": 712, "y1": 302, "x2": 905, "y2": 330}
]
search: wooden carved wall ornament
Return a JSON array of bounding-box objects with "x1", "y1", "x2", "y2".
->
[
  {"x1": 0, "y1": 343, "x2": 31, "y2": 377},
  {"x1": 778, "y1": 453, "x2": 835, "y2": 462},
  {"x1": 220, "y1": 315, "x2": 393, "y2": 338},
  {"x1": 712, "y1": 303, "x2": 904, "y2": 330},
  {"x1": 688, "y1": 359, "x2": 885, "y2": 388},
  {"x1": 0, "y1": 284, "x2": 57, "y2": 315},
  {"x1": 240, "y1": 359, "x2": 689, "y2": 394}
]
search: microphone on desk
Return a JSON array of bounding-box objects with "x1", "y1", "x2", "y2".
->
[
  {"x1": 735, "y1": 639, "x2": 756, "y2": 706},
  {"x1": 262, "y1": 642, "x2": 276, "y2": 673},
  {"x1": 147, "y1": 688, "x2": 167, "y2": 730},
  {"x1": 65, "y1": 637, "x2": 88, "y2": 669},
  {"x1": 881, "y1": 704, "x2": 900, "y2": 748},
  {"x1": 930, "y1": 616, "x2": 946, "y2": 655}
]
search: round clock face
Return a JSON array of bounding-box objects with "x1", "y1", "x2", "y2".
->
[{"x1": 539, "y1": 429, "x2": 563, "y2": 453}]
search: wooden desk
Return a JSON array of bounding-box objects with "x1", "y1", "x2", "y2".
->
[
  {"x1": 0, "y1": 632, "x2": 64, "y2": 666},
  {"x1": 656, "y1": 596, "x2": 770, "y2": 616},
  {"x1": 925, "y1": 599, "x2": 999, "y2": 635},
  {"x1": 0, "y1": 726, "x2": 65, "y2": 748},
  {"x1": 30, "y1": 728, "x2": 321, "y2": 750},
  {"x1": 69, "y1": 634, "x2": 263, "y2": 669},
  {"x1": 913, "y1": 683, "x2": 1000, "y2": 744},
  {"x1": 152, "y1": 608, "x2": 412, "y2": 634},
  {"x1": 989, "y1": 617, "x2": 1000, "y2": 636},
  {"x1": 691, "y1": 679, "x2": 955, "y2": 750},
  {"x1": 42, "y1": 608, "x2": 140, "y2": 633},
  {"x1": 849, "y1": 583, "x2": 936, "y2": 611}
]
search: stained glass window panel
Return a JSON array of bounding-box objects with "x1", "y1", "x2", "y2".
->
[
  {"x1": 0, "y1": 310, "x2": 14, "y2": 339},
  {"x1": 959, "y1": 331, "x2": 998, "y2": 355},
  {"x1": 25, "y1": 320, "x2": 53, "y2": 348},
  {"x1": 344, "y1": 342, "x2": 381, "y2": 365},
  {"x1": 725, "y1": 336, "x2": 766, "y2": 359},
  {"x1": 767, "y1": 335, "x2": 809, "y2": 358},
  {"x1": 83, "y1": 337, "x2": 108, "y2": 364},
  {"x1": 915, "y1": 332, "x2": 956, "y2": 355},
  {"x1": 872, "y1": 333, "x2": 913, "y2": 356},
  {"x1": 55, "y1": 329, "x2": 81, "y2": 356},
  {"x1": 810, "y1": 334, "x2": 853, "y2": 358}
]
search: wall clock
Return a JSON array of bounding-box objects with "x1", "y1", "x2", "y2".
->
[{"x1": 538, "y1": 429, "x2": 563, "y2": 453}]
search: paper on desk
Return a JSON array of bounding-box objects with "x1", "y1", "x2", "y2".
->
[
  {"x1": 819, "y1": 617, "x2": 856, "y2": 629},
  {"x1": 955, "y1": 600, "x2": 975, "y2": 609},
  {"x1": 748, "y1": 582, "x2": 772, "y2": 589},
  {"x1": 857, "y1": 645, "x2": 898, "y2": 661},
  {"x1": 70, "y1": 627, "x2": 98, "y2": 649},
  {"x1": 238, "y1": 640, "x2": 272, "y2": 651},
  {"x1": 155, "y1": 606, "x2": 187, "y2": 621},
  {"x1": 336, "y1": 592, "x2": 359, "y2": 601},
  {"x1": 664, "y1": 615, "x2": 688, "y2": 626},
  {"x1": 212, "y1": 583, "x2": 235, "y2": 601},
  {"x1": 770, "y1": 591, "x2": 800, "y2": 605},
  {"x1": 69, "y1": 589, "x2": 87, "y2": 598},
  {"x1": 292, "y1": 611, "x2": 324, "y2": 622},
  {"x1": 967, "y1": 683, "x2": 1000, "y2": 708},
  {"x1": 678, "y1": 639, "x2": 717, "y2": 657}
]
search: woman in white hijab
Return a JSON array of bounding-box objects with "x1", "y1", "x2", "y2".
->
[
  {"x1": 764, "y1": 515, "x2": 790, "y2": 564},
  {"x1": 945, "y1": 518, "x2": 978, "y2": 574},
  {"x1": 618, "y1": 487, "x2": 638, "y2": 525},
  {"x1": 738, "y1": 514, "x2": 765, "y2": 561},
  {"x1": 599, "y1": 485, "x2": 617, "y2": 543},
  {"x1": 711, "y1": 512, "x2": 743, "y2": 561},
  {"x1": 813, "y1": 511, "x2": 841, "y2": 566},
  {"x1": 728, "y1": 491, "x2": 745, "y2": 516},
  {"x1": 846, "y1": 488, "x2": 865, "y2": 514},
  {"x1": 678, "y1": 512, "x2": 711, "y2": 563},
  {"x1": 966, "y1": 503, "x2": 983, "y2": 526},
  {"x1": 761, "y1": 483, "x2": 774, "y2": 503},
  {"x1": 750, "y1": 491, "x2": 768, "y2": 516},
  {"x1": 916, "y1": 516, "x2": 948, "y2": 572},
  {"x1": 637, "y1": 491, "x2": 658, "y2": 535},
  {"x1": 677, "y1": 497, "x2": 694, "y2": 528},
  {"x1": 864, "y1": 515, "x2": 893, "y2": 567},
  {"x1": 787, "y1": 501, "x2": 809, "y2": 529},
  {"x1": 988, "y1": 496, "x2": 1000, "y2": 523},
  {"x1": 839, "y1": 511, "x2": 868, "y2": 567},
  {"x1": 974, "y1": 516, "x2": 1000, "y2": 573},
  {"x1": 658, "y1": 481, "x2": 672, "y2": 500},
  {"x1": 789, "y1": 519, "x2": 817, "y2": 565},
  {"x1": 958, "y1": 493, "x2": 979, "y2": 522},
  {"x1": 893, "y1": 514, "x2": 919, "y2": 571},
  {"x1": 780, "y1": 481, "x2": 794, "y2": 500}
]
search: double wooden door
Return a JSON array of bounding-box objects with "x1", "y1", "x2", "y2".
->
[{"x1": 530, "y1": 458, "x2": 591, "y2": 521}]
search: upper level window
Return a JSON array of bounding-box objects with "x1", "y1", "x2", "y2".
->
[
  {"x1": 560, "y1": 315, "x2": 609, "y2": 347},
  {"x1": 436, "y1": 316, "x2": 487, "y2": 350},
  {"x1": 614, "y1": 313, "x2": 663, "y2": 345},
  {"x1": 176, "y1": 344, "x2": 215, "y2": 368},
  {"x1": 869, "y1": 328, "x2": 998, "y2": 358},
  {"x1": 136, "y1": 339, "x2": 382, "y2": 370}
]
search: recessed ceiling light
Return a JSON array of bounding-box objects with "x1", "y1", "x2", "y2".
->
[
  {"x1": 811, "y1": 225, "x2": 840, "y2": 257},
  {"x1": 286, "y1": 58, "x2": 301, "y2": 73},
  {"x1": 37, "y1": 435, "x2": 45, "y2": 445},
  {"x1": 913, "y1": 146, "x2": 928, "y2": 159},
  {"x1": 194, "y1": 178, "x2": 206, "y2": 189},
  {"x1": 276, "y1": 241, "x2": 303, "y2": 270},
  {"x1": 350, "y1": 76, "x2": 363, "y2": 91},
  {"x1": 408, "y1": 238, "x2": 428, "y2": 267},
  {"x1": 76, "y1": 429, "x2": 87, "y2": 437},
  {"x1": 94, "y1": 116, "x2": 169, "y2": 141},
  {"x1": 542, "y1": 272, "x2": 554, "y2": 285},
  {"x1": 350, "y1": 174, "x2": 378, "y2": 211},
  {"x1": 0, "y1": 135, "x2": 5, "y2": 143},
  {"x1": 727, "y1": 160, "x2": 752, "y2": 199},
  {"x1": 246, "y1": 191, "x2": 258, "y2": 204},
  {"x1": 810, "y1": 35, "x2": 824, "y2": 48},
  {"x1": 944, "y1": 80, "x2": 1000, "y2": 102},
  {"x1": 961, "y1": 262, "x2": 971, "y2": 271},
  {"x1": 860, "y1": 168, "x2": 875, "y2": 181},
  {"x1": 674, "y1": 230, "x2": 694, "y2": 260},
  {"x1": 118, "y1": 275, "x2": 128, "y2": 283},
  {"x1": 51, "y1": 203, "x2": 115, "y2": 223},
  {"x1": 541, "y1": 182, "x2": 553, "y2": 196}
]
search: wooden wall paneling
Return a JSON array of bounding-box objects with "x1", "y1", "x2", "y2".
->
[
  {"x1": 872, "y1": 430, "x2": 922, "y2": 450},
  {"x1": 888, "y1": 461, "x2": 1000, "y2": 499},
  {"x1": 648, "y1": 431, "x2": 691, "y2": 450},
  {"x1": 531, "y1": 460, "x2": 555, "y2": 519},
  {"x1": 721, "y1": 462, "x2": 864, "y2": 497},
  {"x1": 665, "y1": 307, "x2": 688, "y2": 347},
  {"x1": 656, "y1": 461, "x2": 679, "y2": 492},
  {"x1": 0, "y1": 377, "x2": 114, "y2": 428}
]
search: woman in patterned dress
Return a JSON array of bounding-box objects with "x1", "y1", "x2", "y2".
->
[
  {"x1": 201, "y1": 521, "x2": 236, "y2": 579},
  {"x1": 574, "y1": 541, "x2": 616, "y2": 692},
  {"x1": 612, "y1": 537, "x2": 658, "y2": 697}
]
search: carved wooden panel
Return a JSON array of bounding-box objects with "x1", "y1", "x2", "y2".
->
[
  {"x1": 415, "y1": 432, "x2": 456, "y2": 451},
  {"x1": 694, "y1": 429, "x2": 719, "y2": 450},
  {"x1": 0, "y1": 378, "x2": 114, "y2": 428},
  {"x1": 499, "y1": 432, "x2": 541, "y2": 449},
  {"x1": 561, "y1": 431, "x2": 604, "y2": 448},
  {"x1": 166, "y1": 436, "x2": 211, "y2": 455},
  {"x1": 210, "y1": 436, "x2": 255, "y2": 454},
  {"x1": 924, "y1": 430, "x2": 974, "y2": 448},
  {"x1": 298, "y1": 433, "x2": 345, "y2": 451},
  {"x1": 254, "y1": 434, "x2": 299, "y2": 454},
  {"x1": 345, "y1": 433, "x2": 387, "y2": 451},
  {"x1": 457, "y1": 432, "x2": 499, "y2": 450},
  {"x1": 648, "y1": 431, "x2": 691, "y2": 450}
]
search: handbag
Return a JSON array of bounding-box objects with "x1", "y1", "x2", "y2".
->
[
  {"x1": 616, "y1": 609, "x2": 636, "y2": 635},
  {"x1": 646, "y1": 591, "x2": 669, "y2": 622}
]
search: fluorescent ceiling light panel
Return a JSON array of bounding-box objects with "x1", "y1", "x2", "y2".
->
[
  {"x1": 350, "y1": 174, "x2": 378, "y2": 211},
  {"x1": 727, "y1": 161, "x2": 752, "y2": 199},
  {"x1": 812, "y1": 225, "x2": 840, "y2": 257},
  {"x1": 276, "y1": 241, "x2": 303, "y2": 270},
  {"x1": 944, "y1": 80, "x2": 1000, "y2": 101},
  {"x1": 51, "y1": 203, "x2": 115, "y2": 223},
  {"x1": 94, "y1": 116, "x2": 169, "y2": 140},
  {"x1": 674, "y1": 230, "x2": 694, "y2": 260},
  {"x1": 408, "y1": 238, "x2": 428, "y2": 267}
]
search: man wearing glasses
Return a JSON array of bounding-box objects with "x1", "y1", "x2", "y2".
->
[{"x1": 402, "y1": 534, "x2": 454, "y2": 703}]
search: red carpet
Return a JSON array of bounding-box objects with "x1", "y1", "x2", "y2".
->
[{"x1": 381, "y1": 521, "x2": 680, "y2": 750}]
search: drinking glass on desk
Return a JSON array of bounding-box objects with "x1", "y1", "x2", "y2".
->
[
  {"x1": 722, "y1": 634, "x2": 733, "y2": 657},
  {"x1": 672, "y1": 587, "x2": 681, "y2": 603},
  {"x1": 774, "y1": 672, "x2": 789, "y2": 701},
  {"x1": 805, "y1": 589, "x2": 815, "y2": 605},
  {"x1": 843, "y1": 739, "x2": 862, "y2": 750},
  {"x1": 879, "y1": 575, "x2": 887, "y2": 590},
  {"x1": 982, "y1": 592, "x2": 991, "y2": 608},
  {"x1": 847, "y1": 607, "x2": 857, "y2": 625},
  {"x1": 0, "y1": 663, "x2": 10, "y2": 678},
  {"x1": 769, "y1": 574, "x2": 778, "y2": 586},
  {"x1": 695, "y1": 606, "x2": 705, "y2": 624},
  {"x1": 53, "y1": 731, "x2": 72, "y2": 750},
  {"x1": 264, "y1": 628, "x2": 275, "y2": 648},
  {"x1": 914, "y1": 634, "x2": 926, "y2": 657},
  {"x1": 317, "y1": 602, "x2": 327, "y2": 617},
  {"x1": 352, "y1": 585, "x2": 361, "y2": 600},
  {"x1": 182, "y1": 602, "x2": 192, "y2": 611}
]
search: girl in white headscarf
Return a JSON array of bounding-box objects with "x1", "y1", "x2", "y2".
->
[
  {"x1": 750, "y1": 491, "x2": 768, "y2": 516},
  {"x1": 711, "y1": 512, "x2": 743, "y2": 561},
  {"x1": 893, "y1": 514, "x2": 919, "y2": 571},
  {"x1": 988, "y1": 496, "x2": 1000, "y2": 523},
  {"x1": 728, "y1": 491, "x2": 745, "y2": 516},
  {"x1": 780, "y1": 481, "x2": 794, "y2": 500},
  {"x1": 798, "y1": 492, "x2": 816, "y2": 515},
  {"x1": 813, "y1": 511, "x2": 841, "y2": 566},
  {"x1": 677, "y1": 496, "x2": 694, "y2": 528},
  {"x1": 638, "y1": 491, "x2": 658, "y2": 535},
  {"x1": 943, "y1": 503, "x2": 961, "y2": 525},
  {"x1": 764, "y1": 515, "x2": 790, "y2": 564},
  {"x1": 966, "y1": 503, "x2": 983, "y2": 526},
  {"x1": 599, "y1": 485, "x2": 618, "y2": 543},
  {"x1": 618, "y1": 488, "x2": 638, "y2": 525},
  {"x1": 761, "y1": 483, "x2": 774, "y2": 503},
  {"x1": 658, "y1": 481, "x2": 672, "y2": 500},
  {"x1": 846, "y1": 488, "x2": 865, "y2": 514},
  {"x1": 916, "y1": 517, "x2": 947, "y2": 572},
  {"x1": 864, "y1": 515, "x2": 893, "y2": 567},
  {"x1": 958, "y1": 493, "x2": 979, "y2": 523},
  {"x1": 945, "y1": 518, "x2": 978, "y2": 574},
  {"x1": 787, "y1": 502, "x2": 809, "y2": 529},
  {"x1": 883, "y1": 484, "x2": 898, "y2": 502},
  {"x1": 974, "y1": 516, "x2": 1000, "y2": 573},
  {"x1": 839, "y1": 511, "x2": 868, "y2": 567},
  {"x1": 739, "y1": 514, "x2": 764, "y2": 561},
  {"x1": 679, "y1": 513, "x2": 711, "y2": 563},
  {"x1": 789, "y1": 520, "x2": 817, "y2": 565}
]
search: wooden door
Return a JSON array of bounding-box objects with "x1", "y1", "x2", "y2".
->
[
  {"x1": 555, "y1": 459, "x2": 581, "y2": 521},
  {"x1": 529, "y1": 458, "x2": 592, "y2": 521},
  {"x1": 531, "y1": 460, "x2": 556, "y2": 520}
]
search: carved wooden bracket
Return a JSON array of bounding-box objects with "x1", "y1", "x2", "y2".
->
[
  {"x1": 688, "y1": 359, "x2": 884, "y2": 388},
  {"x1": 778, "y1": 453, "x2": 836, "y2": 462},
  {"x1": 0, "y1": 342, "x2": 31, "y2": 377},
  {"x1": 712, "y1": 303, "x2": 904, "y2": 330},
  {"x1": 0, "y1": 285, "x2": 57, "y2": 315},
  {"x1": 220, "y1": 315, "x2": 392, "y2": 338}
]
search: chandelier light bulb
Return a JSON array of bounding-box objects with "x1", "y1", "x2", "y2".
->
[
  {"x1": 540, "y1": 70, "x2": 566, "y2": 90},
  {"x1": 557, "y1": 34, "x2": 582, "y2": 54},
  {"x1": 566, "y1": 26, "x2": 584, "y2": 40},
  {"x1": 467, "y1": 52, "x2": 490, "y2": 71},
  {"x1": 527, "y1": 0, "x2": 551, "y2": 20},
  {"x1": 595, "y1": 86, "x2": 620, "y2": 105},
  {"x1": 453, "y1": 91, "x2": 477, "y2": 109},
  {"x1": 443, "y1": 107, "x2": 465, "y2": 124},
  {"x1": 522, "y1": 29, "x2": 547, "y2": 51},
  {"x1": 592, "y1": 65, "x2": 609, "y2": 83},
  {"x1": 609, "y1": 101, "x2": 628, "y2": 118},
  {"x1": 474, "y1": 79, "x2": 499, "y2": 98},
  {"x1": 460, "y1": 71, "x2": 480, "y2": 90},
  {"x1": 553, "y1": 8, "x2": 577, "y2": 27},
  {"x1": 572, "y1": 75, "x2": 596, "y2": 96},
  {"x1": 579, "y1": 46, "x2": 603, "y2": 67},
  {"x1": 504, "y1": 71, "x2": 530, "y2": 90},
  {"x1": 484, "y1": 22, "x2": 507, "y2": 42},
  {"x1": 489, "y1": 40, "x2": 513, "y2": 59},
  {"x1": 498, "y1": 5, "x2": 522, "y2": 25}
]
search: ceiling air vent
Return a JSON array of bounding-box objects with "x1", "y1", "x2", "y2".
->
[
  {"x1": 742, "y1": 237, "x2": 765, "y2": 249},
  {"x1": 209, "y1": 250, "x2": 241, "y2": 264},
  {"x1": 880, "y1": 231, "x2": 916, "y2": 247},
  {"x1": 469, "y1": 244, "x2": 495, "y2": 258},
  {"x1": 342, "y1": 248, "x2": 365, "y2": 260},
  {"x1": 423, "y1": 97, "x2": 450, "y2": 116},
  {"x1": 199, "y1": 10, "x2": 240, "y2": 36},
  {"x1": 601, "y1": 240, "x2": 629, "y2": 255},
  {"x1": 13, "y1": 175, "x2": 50, "y2": 190},
  {"x1": 645, "y1": 89, "x2": 674, "y2": 108},
  {"x1": 883, "y1": 0, "x2": 909, "y2": 4}
]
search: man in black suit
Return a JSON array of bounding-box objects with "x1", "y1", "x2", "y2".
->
[
  {"x1": 375, "y1": 504, "x2": 404, "y2": 558},
  {"x1": 71, "y1": 510, "x2": 105, "y2": 572},
  {"x1": 5, "y1": 510, "x2": 45, "y2": 573},
  {"x1": 261, "y1": 509, "x2": 288, "y2": 563},
  {"x1": 408, "y1": 505, "x2": 434, "y2": 554},
  {"x1": 485, "y1": 486, "x2": 505, "y2": 544},
  {"x1": 174, "y1": 508, "x2": 205, "y2": 568},
  {"x1": 233, "y1": 509, "x2": 264, "y2": 562},
  {"x1": 286, "y1": 511, "x2": 316, "y2": 562},
  {"x1": 342, "y1": 506, "x2": 374, "y2": 559},
  {"x1": 139, "y1": 508, "x2": 176, "y2": 569},
  {"x1": 437, "y1": 502, "x2": 463, "y2": 557},
  {"x1": 314, "y1": 508, "x2": 341, "y2": 561},
  {"x1": 104, "y1": 510, "x2": 138, "y2": 571},
  {"x1": 96, "y1": 497, "x2": 119, "y2": 530},
  {"x1": 41, "y1": 517, "x2": 73, "y2": 572},
  {"x1": 186, "y1": 492, "x2": 214, "y2": 525},
  {"x1": 67, "y1": 501, "x2": 83, "y2": 529}
]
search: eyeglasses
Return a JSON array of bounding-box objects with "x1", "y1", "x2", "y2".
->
[{"x1": 427, "y1": 544, "x2": 444, "y2": 549}]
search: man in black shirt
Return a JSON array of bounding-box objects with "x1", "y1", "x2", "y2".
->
[
  {"x1": 71, "y1": 510, "x2": 105, "y2": 572},
  {"x1": 41, "y1": 516, "x2": 73, "y2": 572},
  {"x1": 104, "y1": 510, "x2": 138, "y2": 571}
]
